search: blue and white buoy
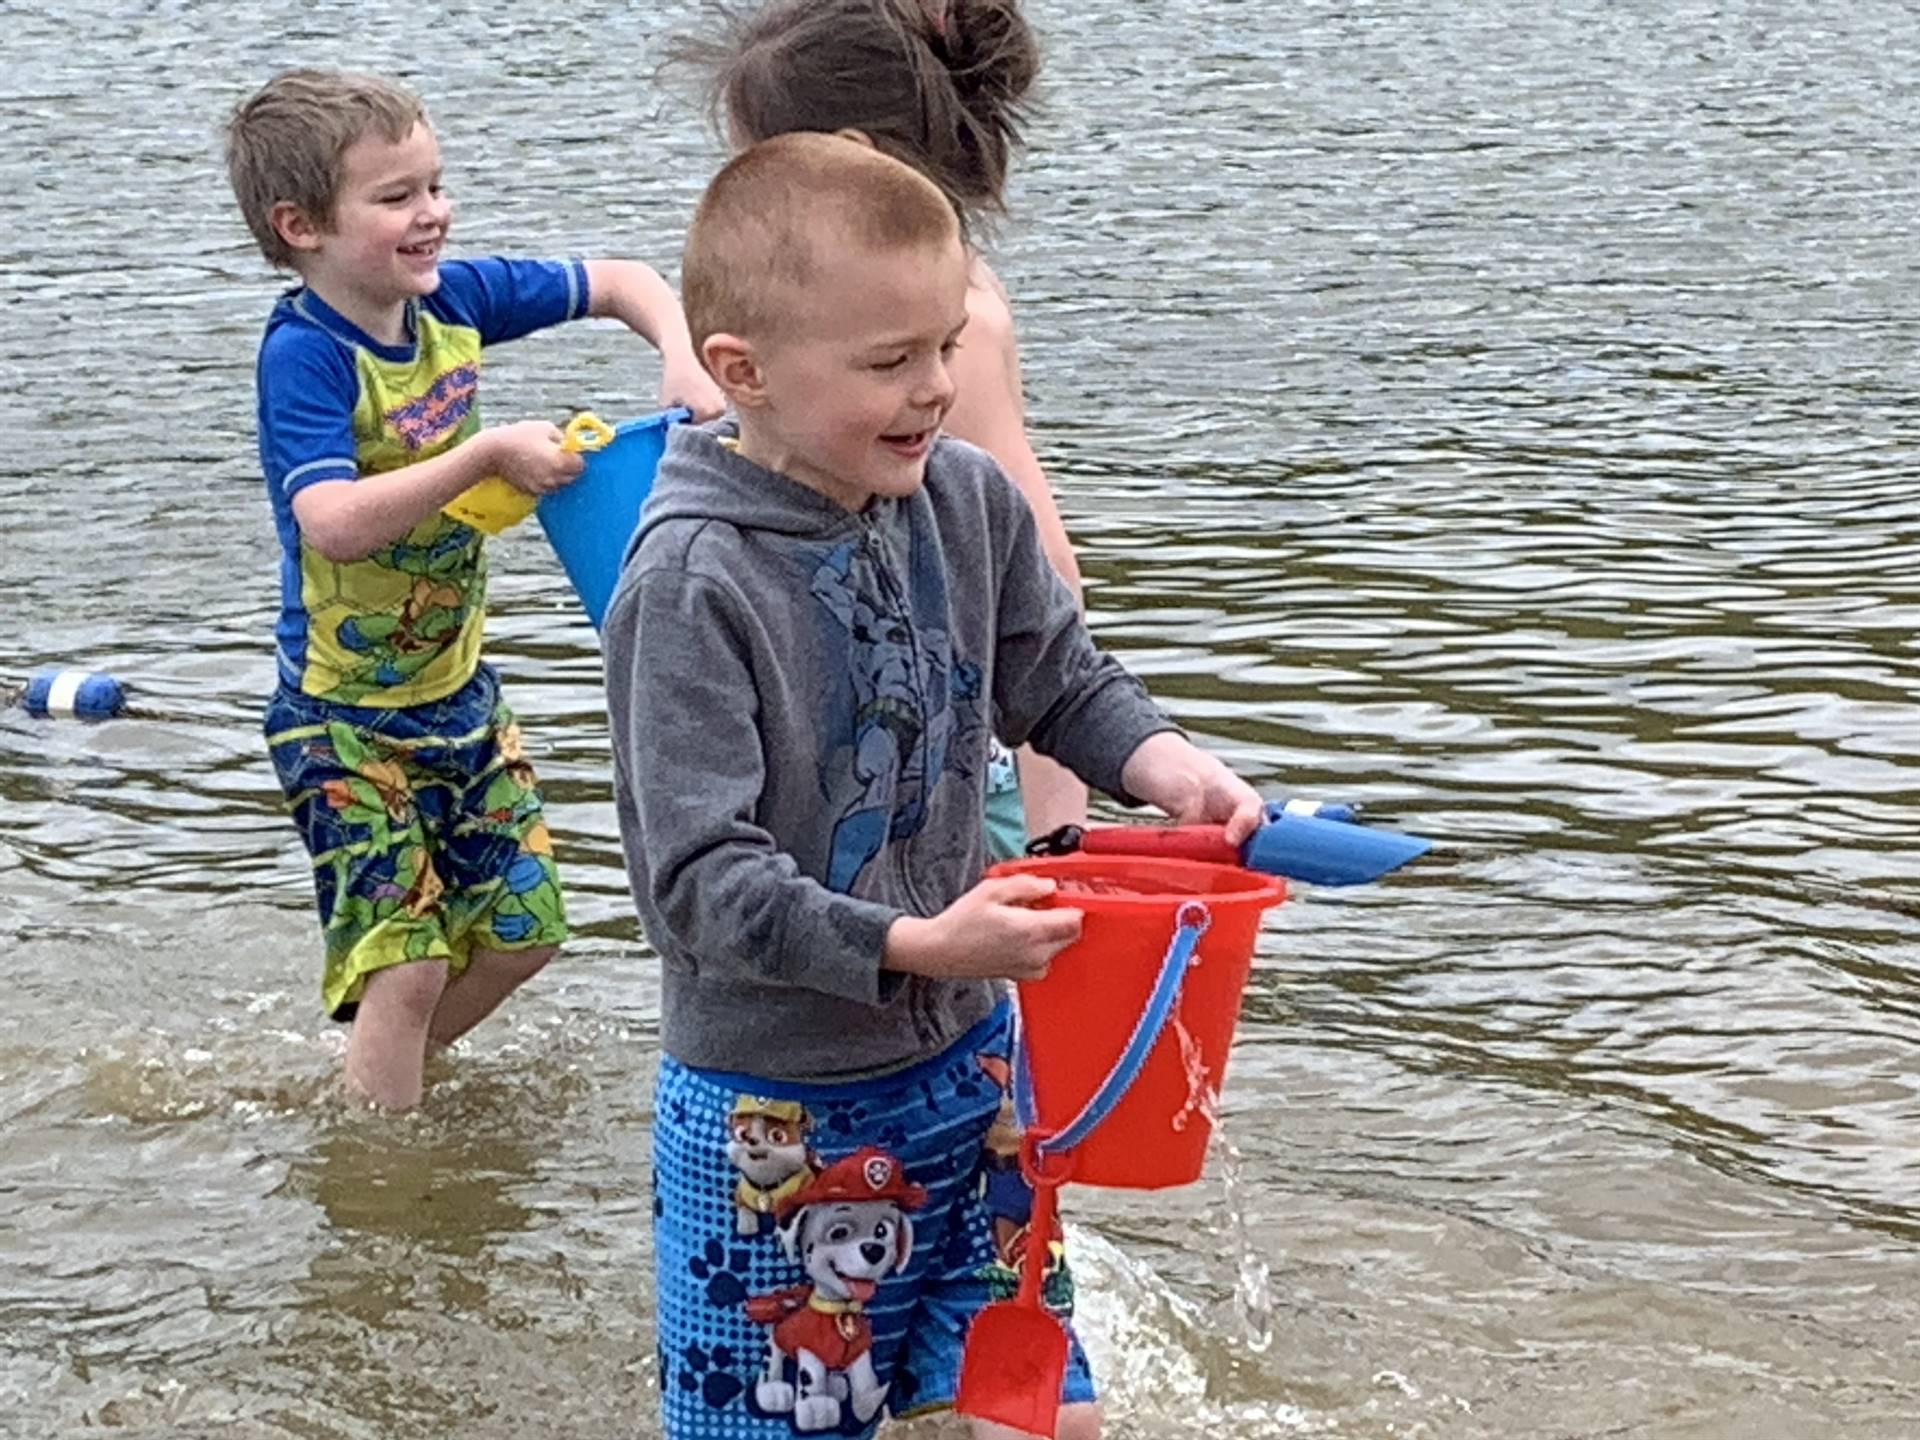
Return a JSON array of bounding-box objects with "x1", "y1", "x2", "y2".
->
[{"x1": 20, "y1": 669, "x2": 129, "y2": 721}]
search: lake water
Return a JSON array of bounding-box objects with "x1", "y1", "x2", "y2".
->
[{"x1": 3, "y1": 1, "x2": 1918, "y2": 1436}]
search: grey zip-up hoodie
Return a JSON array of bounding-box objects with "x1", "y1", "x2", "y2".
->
[{"x1": 603, "y1": 422, "x2": 1178, "y2": 1080}]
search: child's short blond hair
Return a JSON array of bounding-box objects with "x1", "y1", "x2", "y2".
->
[
  {"x1": 682, "y1": 131, "x2": 960, "y2": 353},
  {"x1": 225, "y1": 69, "x2": 429, "y2": 269}
]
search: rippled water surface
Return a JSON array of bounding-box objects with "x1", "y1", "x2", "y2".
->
[{"x1": 4, "y1": 1, "x2": 1920, "y2": 1436}]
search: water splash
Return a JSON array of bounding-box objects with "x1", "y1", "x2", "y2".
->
[
  {"x1": 1167, "y1": 981, "x2": 1272, "y2": 1352},
  {"x1": 1064, "y1": 1224, "x2": 1323, "y2": 1436},
  {"x1": 1148, "y1": 1011, "x2": 1277, "y2": 1355},
  {"x1": 1215, "y1": 1122, "x2": 1276, "y2": 1355}
]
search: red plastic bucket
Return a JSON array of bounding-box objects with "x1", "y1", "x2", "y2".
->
[{"x1": 991, "y1": 853, "x2": 1287, "y2": 1189}]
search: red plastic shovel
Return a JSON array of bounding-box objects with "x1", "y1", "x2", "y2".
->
[{"x1": 956, "y1": 1145, "x2": 1070, "y2": 1437}]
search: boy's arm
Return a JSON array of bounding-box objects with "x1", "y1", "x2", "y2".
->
[
  {"x1": 583, "y1": 259, "x2": 726, "y2": 419},
  {"x1": 604, "y1": 566, "x2": 906, "y2": 1004},
  {"x1": 989, "y1": 487, "x2": 1263, "y2": 838},
  {"x1": 291, "y1": 422, "x2": 580, "y2": 563},
  {"x1": 435, "y1": 256, "x2": 722, "y2": 418},
  {"x1": 262, "y1": 326, "x2": 575, "y2": 562}
]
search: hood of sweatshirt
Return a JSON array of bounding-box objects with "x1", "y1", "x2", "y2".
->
[{"x1": 634, "y1": 419, "x2": 870, "y2": 550}]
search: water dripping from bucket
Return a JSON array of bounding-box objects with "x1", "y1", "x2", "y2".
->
[
  {"x1": 1191, "y1": 1069, "x2": 1273, "y2": 1356},
  {"x1": 1219, "y1": 1127, "x2": 1276, "y2": 1355}
]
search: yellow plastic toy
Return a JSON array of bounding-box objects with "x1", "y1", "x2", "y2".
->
[{"x1": 442, "y1": 413, "x2": 619, "y2": 534}]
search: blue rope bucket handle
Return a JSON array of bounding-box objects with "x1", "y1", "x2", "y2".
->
[{"x1": 1016, "y1": 899, "x2": 1213, "y2": 1160}]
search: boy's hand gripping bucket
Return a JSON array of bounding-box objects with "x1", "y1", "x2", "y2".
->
[
  {"x1": 994, "y1": 853, "x2": 1288, "y2": 1190},
  {"x1": 440, "y1": 413, "x2": 624, "y2": 536},
  {"x1": 535, "y1": 408, "x2": 688, "y2": 628}
]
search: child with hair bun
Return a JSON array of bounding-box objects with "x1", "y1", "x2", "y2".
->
[{"x1": 674, "y1": 0, "x2": 1089, "y2": 860}]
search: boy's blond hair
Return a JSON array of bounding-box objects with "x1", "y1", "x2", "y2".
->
[
  {"x1": 225, "y1": 69, "x2": 429, "y2": 269},
  {"x1": 682, "y1": 131, "x2": 960, "y2": 353}
]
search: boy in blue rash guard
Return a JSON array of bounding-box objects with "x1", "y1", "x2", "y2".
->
[
  {"x1": 603, "y1": 132, "x2": 1265, "y2": 1440},
  {"x1": 225, "y1": 68, "x2": 722, "y2": 1111}
]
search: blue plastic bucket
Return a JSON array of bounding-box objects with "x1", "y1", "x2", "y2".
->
[{"x1": 537, "y1": 407, "x2": 688, "y2": 628}]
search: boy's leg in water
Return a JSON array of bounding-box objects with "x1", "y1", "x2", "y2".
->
[
  {"x1": 344, "y1": 958, "x2": 451, "y2": 1110},
  {"x1": 428, "y1": 944, "x2": 556, "y2": 1047},
  {"x1": 266, "y1": 666, "x2": 562, "y2": 1108},
  {"x1": 266, "y1": 688, "x2": 468, "y2": 1113},
  {"x1": 428, "y1": 682, "x2": 568, "y2": 1050}
]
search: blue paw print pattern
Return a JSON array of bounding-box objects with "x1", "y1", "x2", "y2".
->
[
  {"x1": 651, "y1": 1002, "x2": 1062, "y2": 1437},
  {"x1": 939, "y1": 1209, "x2": 978, "y2": 1271},
  {"x1": 818, "y1": 1100, "x2": 868, "y2": 1138},
  {"x1": 655, "y1": 1061, "x2": 793, "y2": 1435},
  {"x1": 947, "y1": 1059, "x2": 987, "y2": 1102},
  {"x1": 666, "y1": 1341, "x2": 746, "y2": 1413},
  {"x1": 689, "y1": 1236, "x2": 755, "y2": 1307}
]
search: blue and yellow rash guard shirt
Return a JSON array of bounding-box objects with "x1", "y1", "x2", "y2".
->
[{"x1": 255, "y1": 256, "x2": 590, "y2": 706}]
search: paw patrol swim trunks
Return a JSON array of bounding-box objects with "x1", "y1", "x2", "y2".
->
[{"x1": 652, "y1": 1000, "x2": 1095, "y2": 1439}]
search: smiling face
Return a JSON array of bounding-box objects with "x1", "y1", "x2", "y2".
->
[
  {"x1": 720, "y1": 229, "x2": 971, "y2": 511},
  {"x1": 790, "y1": 1199, "x2": 914, "y2": 1302},
  {"x1": 728, "y1": 1111, "x2": 811, "y2": 1187},
  {"x1": 277, "y1": 121, "x2": 451, "y2": 342}
]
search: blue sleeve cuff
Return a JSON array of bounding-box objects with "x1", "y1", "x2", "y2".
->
[
  {"x1": 280, "y1": 457, "x2": 358, "y2": 496},
  {"x1": 569, "y1": 256, "x2": 591, "y2": 319}
]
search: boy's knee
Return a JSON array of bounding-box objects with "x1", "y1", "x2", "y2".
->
[
  {"x1": 362, "y1": 959, "x2": 450, "y2": 1023},
  {"x1": 470, "y1": 944, "x2": 557, "y2": 984}
]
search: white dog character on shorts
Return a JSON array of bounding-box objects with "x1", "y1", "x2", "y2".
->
[{"x1": 743, "y1": 1147, "x2": 928, "y2": 1432}]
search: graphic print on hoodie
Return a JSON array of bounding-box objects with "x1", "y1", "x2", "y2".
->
[{"x1": 808, "y1": 523, "x2": 985, "y2": 893}]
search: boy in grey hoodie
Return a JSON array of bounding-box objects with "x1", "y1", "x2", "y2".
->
[{"x1": 604, "y1": 133, "x2": 1263, "y2": 1440}]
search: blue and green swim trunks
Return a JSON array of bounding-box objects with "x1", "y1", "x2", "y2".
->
[
  {"x1": 264, "y1": 662, "x2": 566, "y2": 1019},
  {"x1": 652, "y1": 1000, "x2": 1095, "y2": 1439}
]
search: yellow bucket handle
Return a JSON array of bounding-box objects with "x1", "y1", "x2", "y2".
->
[{"x1": 563, "y1": 413, "x2": 617, "y2": 455}]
